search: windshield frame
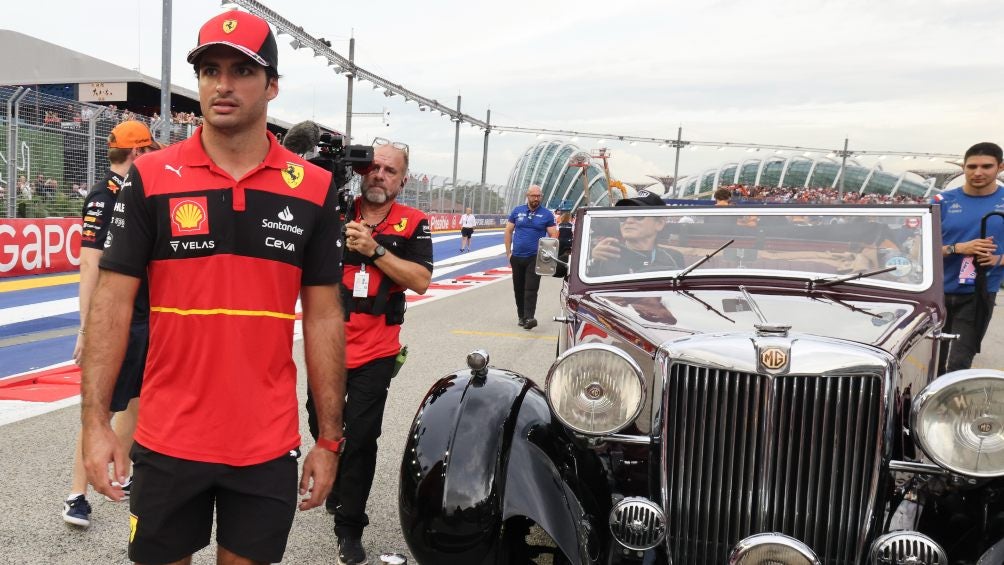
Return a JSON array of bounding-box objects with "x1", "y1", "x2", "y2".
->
[{"x1": 576, "y1": 205, "x2": 935, "y2": 292}]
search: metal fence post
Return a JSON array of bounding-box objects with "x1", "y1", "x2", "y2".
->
[
  {"x1": 6, "y1": 87, "x2": 29, "y2": 218},
  {"x1": 5, "y1": 87, "x2": 24, "y2": 217},
  {"x1": 86, "y1": 106, "x2": 107, "y2": 189}
]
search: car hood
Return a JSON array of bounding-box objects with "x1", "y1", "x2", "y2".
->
[{"x1": 580, "y1": 288, "x2": 928, "y2": 352}]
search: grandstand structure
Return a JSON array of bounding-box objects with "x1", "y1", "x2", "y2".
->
[{"x1": 673, "y1": 154, "x2": 945, "y2": 199}]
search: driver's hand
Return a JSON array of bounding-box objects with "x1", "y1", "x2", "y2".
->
[{"x1": 591, "y1": 237, "x2": 622, "y2": 262}]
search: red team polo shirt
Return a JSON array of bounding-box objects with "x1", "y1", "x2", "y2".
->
[
  {"x1": 100, "y1": 127, "x2": 343, "y2": 466},
  {"x1": 342, "y1": 198, "x2": 433, "y2": 369}
]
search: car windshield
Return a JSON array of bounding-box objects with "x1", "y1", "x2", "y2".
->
[{"x1": 579, "y1": 207, "x2": 933, "y2": 290}]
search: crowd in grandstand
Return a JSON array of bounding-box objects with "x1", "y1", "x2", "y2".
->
[
  {"x1": 722, "y1": 184, "x2": 929, "y2": 204},
  {"x1": 37, "y1": 104, "x2": 205, "y2": 128}
]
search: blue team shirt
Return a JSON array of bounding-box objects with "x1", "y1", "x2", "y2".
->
[
  {"x1": 508, "y1": 204, "x2": 556, "y2": 257},
  {"x1": 933, "y1": 185, "x2": 1004, "y2": 294}
]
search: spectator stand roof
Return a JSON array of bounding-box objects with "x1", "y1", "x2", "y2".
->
[{"x1": 0, "y1": 29, "x2": 339, "y2": 136}]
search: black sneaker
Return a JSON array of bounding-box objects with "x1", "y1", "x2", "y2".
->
[
  {"x1": 62, "y1": 495, "x2": 92, "y2": 527},
  {"x1": 518, "y1": 318, "x2": 526, "y2": 327},
  {"x1": 337, "y1": 536, "x2": 368, "y2": 565},
  {"x1": 523, "y1": 318, "x2": 538, "y2": 330}
]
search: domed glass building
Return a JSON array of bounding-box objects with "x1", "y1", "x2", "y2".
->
[
  {"x1": 505, "y1": 141, "x2": 611, "y2": 211},
  {"x1": 673, "y1": 154, "x2": 939, "y2": 198}
]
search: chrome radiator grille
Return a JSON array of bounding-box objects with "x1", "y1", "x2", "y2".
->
[{"x1": 663, "y1": 364, "x2": 883, "y2": 564}]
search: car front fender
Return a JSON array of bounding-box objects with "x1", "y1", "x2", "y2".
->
[{"x1": 398, "y1": 367, "x2": 594, "y2": 564}]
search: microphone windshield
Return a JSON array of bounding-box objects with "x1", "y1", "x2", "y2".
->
[{"x1": 282, "y1": 121, "x2": 321, "y2": 154}]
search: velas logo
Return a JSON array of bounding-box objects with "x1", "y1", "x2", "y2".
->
[
  {"x1": 393, "y1": 217, "x2": 408, "y2": 232},
  {"x1": 282, "y1": 162, "x2": 304, "y2": 189},
  {"x1": 170, "y1": 196, "x2": 210, "y2": 237},
  {"x1": 223, "y1": 19, "x2": 237, "y2": 33}
]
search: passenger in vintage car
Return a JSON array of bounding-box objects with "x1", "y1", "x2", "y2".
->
[{"x1": 587, "y1": 193, "x2": 684, "y2": 277}]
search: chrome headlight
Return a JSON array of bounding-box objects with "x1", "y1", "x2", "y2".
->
[
  {"x1": 912, "y1": 369, "x2": 1004, "y2": 477},
  {"x1": 545, "y1": 344, "x2": 645, "y2": 435},
  {"x1": 728, "y1": 533, "x2": 819, "y2": 565}
]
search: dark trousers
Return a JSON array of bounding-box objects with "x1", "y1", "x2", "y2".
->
[
  {"x1": 306, "y1": 354, "x2": 396, "y2": 538},
  {"x1": 510, "y1": 254, "x2": 542, "y2": 321},
  {"x1": 939, "y1": 292, "x2": 997, "y2": 374}
]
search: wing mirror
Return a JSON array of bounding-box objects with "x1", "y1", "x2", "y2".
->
[{"x1": 535, "y1": 237, "x2": 567, "y2": 275}]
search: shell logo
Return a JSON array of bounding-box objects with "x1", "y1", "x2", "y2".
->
[{"x1": 169, "y1": 196, "x2": 210, "y2": 237}]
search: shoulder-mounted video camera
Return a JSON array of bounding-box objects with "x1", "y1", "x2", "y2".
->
[{"x1": 311, "y1": 132, "x2": 374, "y2": 191}]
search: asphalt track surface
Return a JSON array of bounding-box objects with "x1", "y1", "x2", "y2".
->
[
  {"x1": 0, "y1": 230, "x2": 570, "y2": 564},
  {"x1": 3, "y1": 244, "x2": 1004, "y2": 563}
]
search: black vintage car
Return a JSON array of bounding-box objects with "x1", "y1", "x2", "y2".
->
[{"x1": 398, "y1": 205, "x2": 1004, "y2": 564}]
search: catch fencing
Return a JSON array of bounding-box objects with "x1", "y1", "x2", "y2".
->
[
  {"x1": 0, "y1": 86, "x2": 194, "y2": 219},
  {"x1": 0, "y1": 85, "x2": 505, "y2": 219}
]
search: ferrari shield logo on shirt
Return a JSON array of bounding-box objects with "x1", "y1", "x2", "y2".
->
[
  {"x1": 282, "y1": 163, "x2": 304, "y2": 189},
  {"x1": 223, "y1": 19, "x2": 237, "y2": 33},
  {"x1": 169, "y1": 196, "x2": 210, "y2": 237},
  {"x1": 393, "y1": 217, "x2": 408, "y2": 232}
]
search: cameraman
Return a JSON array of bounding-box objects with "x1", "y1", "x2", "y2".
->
[{"x1": 306, "y1": 139, "x2": 432, "y2": 565}]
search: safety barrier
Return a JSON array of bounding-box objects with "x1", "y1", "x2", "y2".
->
[{"x1": 0, "y1": 218, "x2": 81, "y2": 277}]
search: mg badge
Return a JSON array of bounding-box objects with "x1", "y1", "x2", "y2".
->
[{"x1": 759, "y1": 346, "x2": 789, "y2": 373}]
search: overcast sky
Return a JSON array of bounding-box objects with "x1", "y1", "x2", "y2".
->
[{"x1": 5, "y1": 0, "x2": 1003, "y2": 189}]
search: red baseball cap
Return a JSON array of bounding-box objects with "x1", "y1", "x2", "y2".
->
[{"x1": 187, "y1": 10, "x2": 278, "y2": 71}]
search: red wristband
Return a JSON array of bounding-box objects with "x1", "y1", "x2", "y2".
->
[{"x1": 316, "y1": 437, "x2": 345, "y2": 454}]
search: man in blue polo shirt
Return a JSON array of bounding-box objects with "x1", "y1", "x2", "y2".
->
[
  {"x1": 504, "y1": 184, "x2": 557, "y2": 330},
  {"x1": 934, "y1": 141, "x2": 1004, "y2": 373}
]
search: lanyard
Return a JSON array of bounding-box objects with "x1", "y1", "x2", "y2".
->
[{"x1": 357, "y1": 203, "x2": 394, "y2": 234}]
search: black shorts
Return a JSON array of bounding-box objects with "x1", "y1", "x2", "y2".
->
[
  {"x1": 128, "y1": 443, "x2": 299, "y2": 564},
  {"x1": 461, "y1": 226, "x2": 474, "y2": 237},
  {"x1": 110, "y1": 323, "x2": 148, "y2": 412}
]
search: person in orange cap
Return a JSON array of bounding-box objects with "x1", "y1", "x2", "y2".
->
[{"x1": 63, "y1": 120, "x2": 158, "y2": 529}]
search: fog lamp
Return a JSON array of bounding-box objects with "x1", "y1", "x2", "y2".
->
[
  {"x1": 912, "y1": 369, "x2": 1004, "y2": 477},
  {"x1": 545, "y1": 344, "x2": 644, "y2": 435}
]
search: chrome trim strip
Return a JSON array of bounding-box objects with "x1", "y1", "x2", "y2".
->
[
  {"x1": 600, "y1": 433, "x2": 652, "y2": 445},
  {"x1": 888, "y1": 460, "x2": 951, "y2": 476}
]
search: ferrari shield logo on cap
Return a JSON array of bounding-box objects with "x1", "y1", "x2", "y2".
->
[
  {"x1": 223, "y1": 19, "x2": 237, "y2": 33},
  {"x1": 282, "y1": 163, "x2": 304, "y2": 189}
]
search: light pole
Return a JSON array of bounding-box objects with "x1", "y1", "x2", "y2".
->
[
  {"x1": 837, "y1": 137, "x2": 850, "y2": 203},
  {"x1": 160, "y1": 0, "x2": 172, "y2": 144},
  {"x1": 345, "y1": 37, "x2": 355, "y2": 141},
  {"x1": 450, "y1": 95, "x2": 461, "y2": 214}
]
